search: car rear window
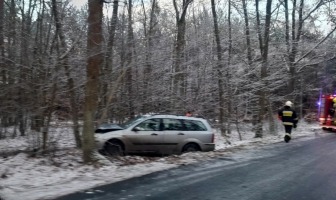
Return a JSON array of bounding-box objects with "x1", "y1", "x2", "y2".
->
[{"x1": 183, "y1": 120, "x2": 207, "y2": 131}]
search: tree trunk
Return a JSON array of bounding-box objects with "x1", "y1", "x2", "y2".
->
[
  {"x1": 82, "y1": 0, "x2": 103, "y2": 163},
  {"x1": 226, "y1": 0, "x2": 233, "y2": 135},
  {"x1": 211, "y1": 0, "x2": 226, "y2": 136},
  {"x1": 242, "y1": 0, "x2": 258, "y2": 128},
  {"x1": 172, "y1": 0, "x2": 193, "y2": 111},
  {"x1": 19, "y1": 0, "x2": 35, "y2": 135},
  {"x1": 52, "y1": 0, "x2": 81, "y2": 148},
  {"x1": 242, "y1": 0, "x2": 252, "y2": 67},
  {"x1": 254, "y1": 0, "x2": 273, "y2": 138},
  {"x1": 0, "y1": 0, "x2": 3, "y2": 84},
  {"x1": 284, "y1": 0, "x2": 290, "y2": 55},
  {"x1": 101, "y1": 0, "x2": 119, "y2": 123},
  {"x1": 0, "y1": 0, "x2": 3, "y2": 134},
  {"x1": 126, "y1": 0, "x2": 135, "y2": 118},
  {"x1": 288, "y1": 0, "x2": 301, "y2": 99},
  {"x1": 141, "y1": 0, "x2": 157, "y2": 113}
]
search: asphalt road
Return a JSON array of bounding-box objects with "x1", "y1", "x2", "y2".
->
[{"x1": 55, "y1": 133, "x2": 336, "y2": 200}]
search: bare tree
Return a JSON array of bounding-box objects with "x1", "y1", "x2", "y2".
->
[
  {"x1": 226, "y1": 0, "x2": 233, "y2": 135},
  {"x1": 210, "y1": 0, "x2": 225, "y2": 136},
  {"x1": 82, "y1": 0, "x2": 103, "y2": 163},
  {"x1": 254, "y1": 0, "x2": 273, "y2": 138},
  {"x1": 125, "y1": 0, "x2": 135, "y2": 118},
  {"x1": 100, "y1": 0, "x2": 119, "y2": 123},
  {"x1": 286, "y1": 0, "x2": 327, "y2": 99},
  {"x1": 0, "y1": 0, "x2": 3, "y2": 85},
  {"x1": 1, "y1": 0, "x2": 336, "y2": 154},
  {"x1": 241, "y1": 0, "x2": 259, "y2": 130},
  {"x1": 141, "y1": 0, "x2": 159, "y2": 114},
  {"x1": 242, "y1": 0, "x2": 252, "y2": 67},
  {"x1": 51, "y1": 0, "x2": 81, "y2": 148},
  {"x1": 172, "y1": 0, "x2": 193, "y2": 111},
  {"x1": 0, "y1": 0, "x2": 3, "y2": 139}
]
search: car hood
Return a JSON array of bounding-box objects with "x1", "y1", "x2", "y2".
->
[
  {"x1": 95, "y1": 129, "x2": 126, "y2": 140},
  {"x1": 95, "y1": 123, "x2": 124, "y2": 133}
]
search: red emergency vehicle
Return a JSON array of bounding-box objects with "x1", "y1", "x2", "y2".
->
[{"x1": 318, "y1": 94, "x2": 336, "y2": 131}]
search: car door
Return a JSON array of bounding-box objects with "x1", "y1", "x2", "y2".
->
[
  {"x1": 123, "y1": 118, "x2": 164, "y2": 153},
  {"x1": 162, "y1": 118, "x2": 186, "y2": 153},
  {"x1": 182, "y1": 119, "x2": 212, "y2": 142}
]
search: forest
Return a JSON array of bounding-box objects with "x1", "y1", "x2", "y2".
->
[{"x1": 0, "y1": 0, "x2": 335, "y2": 162}]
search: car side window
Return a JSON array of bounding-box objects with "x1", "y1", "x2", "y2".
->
[
  {"x1": 135, "y1": 119, "x2": 161, "y2": 131},
  {"x1": 163, "y1": 118, "x2": 183, "y2": 131},
  {"x1": 183, "y1": 120, "x2": 207, "y2": 131}
]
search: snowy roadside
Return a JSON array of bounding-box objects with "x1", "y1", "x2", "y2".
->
[{"x1": 0, "y1": 121, "x2": 328, "y2": 200}]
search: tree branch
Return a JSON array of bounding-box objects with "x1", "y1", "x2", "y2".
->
[
  {"x1": 295, "y1": 25, "x2": 336, "y2": 65},
  {"x1": 302, "y1": 0, "x2": 324, "y2": 22},
  {"x1": 297, "y1": 55, "x2": 336, "y2": 72}
]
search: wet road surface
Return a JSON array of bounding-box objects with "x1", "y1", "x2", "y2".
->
[{"x1": 55, "y1": 133, "x2": 336, "y2": 200}]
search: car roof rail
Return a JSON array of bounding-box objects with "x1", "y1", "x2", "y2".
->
[
  {"x1": 149, "y1": 112, "x2": 178, "y2": 116},
  {"x1": 142, "y1": 112, "x2": 206, "y2": 119}
]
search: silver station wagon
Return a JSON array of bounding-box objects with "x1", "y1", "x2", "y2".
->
[{"x1": 95, "y1": 115, "x2": 215, "y2": 156}]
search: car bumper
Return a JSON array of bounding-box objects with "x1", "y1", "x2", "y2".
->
[
  {"x1": 201, "y1": 143, "x2": 215, "y2": 152},
  {"x1": 95, "y1": 139, "x2": 105, "y2": 150}
]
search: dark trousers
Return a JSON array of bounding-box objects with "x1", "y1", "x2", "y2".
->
[{"x1": 284, "y1": 125, "x2": 293, "y2": 134}]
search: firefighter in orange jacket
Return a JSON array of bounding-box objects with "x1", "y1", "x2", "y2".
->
[{"x1": 278, "y1": 101, "x2": 299, "y2": 143}]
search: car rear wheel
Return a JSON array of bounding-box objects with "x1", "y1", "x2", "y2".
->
[
  {"x1": 105, "y1": 140, "x2": 125, "y2": 156},
  {"x1": 182, "y1": 143, "x2": 200, "y2": 153}
]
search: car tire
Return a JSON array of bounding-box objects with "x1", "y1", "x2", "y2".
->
[
  {"x1": 182, "y1": 143, "x2": 200, "y2": 153},
  {"x1": 104, "y1": 140, "x2": 125, "y2": 156}
]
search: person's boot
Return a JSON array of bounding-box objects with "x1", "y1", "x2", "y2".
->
[{"x1": 284, "y1": 133, "x2": 291, "y2": 143}]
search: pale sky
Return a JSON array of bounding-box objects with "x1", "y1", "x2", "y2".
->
[{"x1": 70, "y1": 0, "x2": 87, "y2": 8}]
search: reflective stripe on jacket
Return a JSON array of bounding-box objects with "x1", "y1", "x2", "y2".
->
[{"x1": 278, "y1": 106, "x2": 298, "y2": 126}]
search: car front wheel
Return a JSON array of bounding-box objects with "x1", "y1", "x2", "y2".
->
[{"x1": 104, "y1": 140, "x2": 125, "y2": 156}]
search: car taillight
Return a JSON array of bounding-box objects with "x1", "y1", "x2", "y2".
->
[{"x1": 211, "y1": 133, "x2": 215, "y2": 143}]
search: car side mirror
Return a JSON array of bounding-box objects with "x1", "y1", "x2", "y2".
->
[{"x1": 133, "y1": 127, "x2": 141, "y2": 132}]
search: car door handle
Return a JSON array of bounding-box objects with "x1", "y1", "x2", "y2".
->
[
  {"x1": 151, "y1": 133, "x2": 158, "y2": 136},
  {"x1": 177, "y1": 133, "x2": 185, "y2": 135}
]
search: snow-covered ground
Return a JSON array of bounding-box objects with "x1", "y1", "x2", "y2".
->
[{"x1": 0, "y1": 121, "x2": 327, "y2": 200}]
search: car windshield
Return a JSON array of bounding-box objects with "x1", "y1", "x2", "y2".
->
[{"x1": 121, "y1": 115, "x2": 149, "y2": 129}]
